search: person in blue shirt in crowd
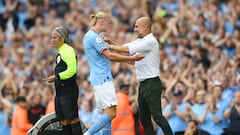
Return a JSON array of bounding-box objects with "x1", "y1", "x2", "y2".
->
[
  {"x1": 192, "y1": 90, "x2": 207, "y2": 120},
  {"x1": 78, "y1": 100, "x2": 95, "y2": 129},
  {"x1": 198, "y1": 94, "x2": 224, "y2": 135},
  {"x1": 212, "y1": 81, "x2": 230, "y2": 130},
  {"x1": 0, "y1": 100, "x2": 10, "y2": 135},
  {"x1": 218, "y1": 75, "x2": 234, "y2": 104},
  {"x1": 163, "y1": 88, "x2": 191, "y2": 135},
  {"x1": 82, "y1": 11, "x2": 144, "y2": 135}
]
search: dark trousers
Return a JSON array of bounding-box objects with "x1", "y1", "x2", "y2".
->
[{"x1": 138, "y1": 77, "x2": 173, "y2": 135}]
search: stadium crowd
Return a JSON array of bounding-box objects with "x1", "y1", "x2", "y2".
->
[{"x1": 0, "y1": 0, "x2": 240, "y2": 135}]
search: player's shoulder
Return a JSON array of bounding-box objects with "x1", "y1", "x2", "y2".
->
[{"x1": 86, "y1": 30, "x2": 99, "y2": 38}]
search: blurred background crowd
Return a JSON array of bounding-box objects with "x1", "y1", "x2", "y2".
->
[{"x1": 0, "y1": 0, "x2": 240, "y2": 135}]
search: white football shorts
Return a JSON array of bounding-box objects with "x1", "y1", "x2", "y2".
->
[{"x1": 93, "y1": 81, "x2": 117, "y2": 109}]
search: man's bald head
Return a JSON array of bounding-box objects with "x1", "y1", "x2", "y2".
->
[
  {"x1": 137, "y1": 17, "x2": 151, "y2": 30},
  {"x1": 134, "y1": 17, "x2": 152, "y2": 38},
  {"x1": 137, "y1": 17, "x2": 151, "y2": 31}
]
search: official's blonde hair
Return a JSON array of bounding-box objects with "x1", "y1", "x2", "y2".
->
[{"x1": 90, "y1": 12, "x2": 109, "y2": 26}]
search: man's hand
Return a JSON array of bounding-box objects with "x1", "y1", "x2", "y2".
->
[
  {"x1": 104, "y1": 42, "x2": 110, "y2": 49},
  {"x1": 44, "y1": 75, "x2": 55, "y2": 83},
  {"x1": 102, "y1": 36, "x2": 113, "y2": 44},
  {"x1": 132, "y1": 53, "x2": 144, "y2": 61}
]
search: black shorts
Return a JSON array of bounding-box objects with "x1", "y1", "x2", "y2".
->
[{"x1": 55, "y1": 90, "x2": 79, "y2": 121}]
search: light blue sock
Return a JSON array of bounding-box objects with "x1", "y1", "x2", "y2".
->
[
  {"x1": 100, "y1": 121, "x2": 112, "y2": 135},
  {"x1": 88, "y1": 113, "x2": 111, "y2": 134}
]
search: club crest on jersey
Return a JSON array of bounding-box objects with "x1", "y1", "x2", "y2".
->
[
  {"x1": 57, "y1": 55, "x2": 61, "y2": 64},
  {"x1": 96, "y1": 37, "x2": 104, "y2": 46}
]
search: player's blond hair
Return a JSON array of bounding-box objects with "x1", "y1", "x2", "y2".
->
[{"x1": 90, "y1": 12, "x2": 109, "y2": 26}]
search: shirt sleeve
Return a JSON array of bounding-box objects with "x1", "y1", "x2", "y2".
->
[
  {"x1": 92, "y1": 35, "x2": 107, "y2": 54},
  {"x1": 127, "y1": 39, "x2": 152, "y2": 54},
  {"x1": 59, "y1": 46, "x2": 77, "y2": 80}
]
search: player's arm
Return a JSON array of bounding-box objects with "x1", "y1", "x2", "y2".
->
[
  {"x1": 103, "y1": 36, "x2": 129, "y2": 53},
  {"x1": 102, "y1": 49, "x2": 143, "y2": 62},
  {"x1": 109, "y1": 45, "x2": 130, "y2": 53},
  {"x1": 103, "y1": 36, "x2": 121, "y2": 46},
  {"x1": 95, "y1": 36, "x2": 144, "y2": 62},
  {"x1": 104, "y1": 36, "x2": 151, "y2": 54}
]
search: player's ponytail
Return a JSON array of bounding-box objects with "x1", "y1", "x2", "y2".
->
[
  {"x1": 90, "y1": 12, "x2": 109, "y2": 26},
  {"x1": 90, "y1": 14, "x2": 97, "y2": 26}
]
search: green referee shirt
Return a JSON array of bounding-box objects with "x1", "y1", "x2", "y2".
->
[{"x1": 56, "y1": 43, "x2": 77, "y2": 80}]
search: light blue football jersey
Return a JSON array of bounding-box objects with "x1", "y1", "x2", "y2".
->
[{"x1": 83, "y1": 29, "x2": 113, "y2": 86}]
